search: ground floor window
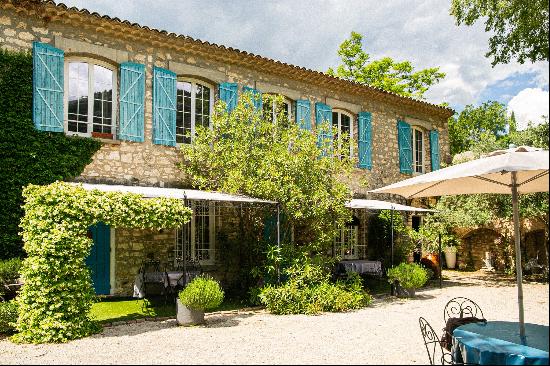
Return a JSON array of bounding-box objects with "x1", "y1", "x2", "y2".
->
[
  {"x1": 335, "y1": 224, "x2": 359, "y2": 260},
  {"x1": 175, "y1": 201, "x2": 218, "y2": 265}
]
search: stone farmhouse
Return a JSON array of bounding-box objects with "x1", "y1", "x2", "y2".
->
[{"x1": 1, "y1": 0, "x2": 458, "y2": 296}]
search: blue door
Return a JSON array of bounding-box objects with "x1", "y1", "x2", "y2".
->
[{"x1": 86, "y1": 222, "x2": 111, "y2": 295}]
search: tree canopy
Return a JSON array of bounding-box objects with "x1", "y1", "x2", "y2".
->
[
  {"x1": 179, "y1": 94, "x2": 353, "y2": 250},
  {"x1": 450, "y1": 0, "x2": 549, "y2": 65},
  {"x1": 449, "y1": 101, "x2": 516, "y2": 155},
  {"x1": 327, "y1": 32, "x2": 445, "y2": 99}
]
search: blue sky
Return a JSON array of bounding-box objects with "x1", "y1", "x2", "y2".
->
[{"x1": 61, "y1": 0, "x2": 549, "y2": 128}]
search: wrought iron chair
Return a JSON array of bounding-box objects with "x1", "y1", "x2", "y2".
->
[
  {"x1": 139, "y1": 259, "x2": 169, "y2": 305},
  {"x1": 443, "y1": 297, "x2": 484, "y2": 323},
  {"x1": 419, "y1": 317, "x2": 455, "y2": 365}
]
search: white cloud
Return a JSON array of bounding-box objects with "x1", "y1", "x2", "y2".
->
[
  {"x1": 507, "y1": 88, "x2": 549, "y2": 130},
  {"x1": 60, "y1": 0, "x2": 549, "y2": 108}
]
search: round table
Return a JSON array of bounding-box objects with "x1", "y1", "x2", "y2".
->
[{"x1": 452, "y1": 321, "x2": 549, "y2": 365}]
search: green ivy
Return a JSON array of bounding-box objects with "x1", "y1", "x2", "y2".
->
[
  {"x1": 13, "y1": 182, "x2": 192, "y2": 343},
  {"x1": 0, "y1": 49, "x2": 101, "y2": 259}
]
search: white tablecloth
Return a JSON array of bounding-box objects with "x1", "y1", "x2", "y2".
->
[
  {"x1": 133, "y1": 271, "x2": 194, "y2": 298},
  {"x1": 339, "y1": 260, "x2": 382, "y2": 276}
]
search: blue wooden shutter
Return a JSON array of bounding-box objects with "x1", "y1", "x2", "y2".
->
[
  {"x1": 219, "y1": 82, "x2": 238, "y2": 113},
  {"x1": 430, "y1": 129, "x2": 440, "y2": 171},
  {"x1": 118, "y1": 62, "x2": 145, "y2": 142},
  {"x1": 315, "y1": 102, "x2": 333, "y2": 156},
  {"x1": 242, "y1": 86, "x2": 262, "y2": 111},
  {"x1": 32, "y1": 42, "x2": 64, "y2": 132},
  {"x1": 152, "y1": 67, "x2": 177, "y2": 146},
  {"x1": 358, "y1": 111, "x2": 372, "y2": 170},
  {"x1": 295, "y1": 100, "x2": 311, "y2": 130},
  {"x1": 397, "y1": 120, "x2": 413, "y2": 174}
]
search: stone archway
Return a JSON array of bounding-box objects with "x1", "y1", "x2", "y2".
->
[{"x1": 459, "y1": 228, "x2": 507, "y2": 271}]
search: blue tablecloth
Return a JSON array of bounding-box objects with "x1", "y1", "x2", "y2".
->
[{"x1": 452, "y1": 321, "x2": 549, "y2": 365}]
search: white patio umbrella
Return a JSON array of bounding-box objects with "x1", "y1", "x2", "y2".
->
[{"x1": 370, "y1": 146, "x2": 549, "y2": 340}]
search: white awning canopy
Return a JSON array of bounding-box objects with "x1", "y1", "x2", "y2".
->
[
  {"x1": 70, "y1": 183, "x2": 276, "y2": 204},
  {"x1": 345, "y1": 199, "x2": 435, "y2": 212}
]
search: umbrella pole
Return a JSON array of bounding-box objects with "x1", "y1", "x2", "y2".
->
[{"x1": 511, "y1": 172, "x2": 526, "y2": 342}]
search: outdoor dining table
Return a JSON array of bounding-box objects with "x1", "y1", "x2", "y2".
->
[
  {"x1": 133, "y1": 271, "x2": 191, "y2": 298},
  {"x1": 451, "y1": 321, "x2": 549, "y2": 365}
]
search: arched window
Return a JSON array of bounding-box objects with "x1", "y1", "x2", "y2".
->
[
  {"x1": 176, "y1": 78, "x2": 214, "y2": 144},
  {"x1": 411, "y1": 126, "x2": 425, "y2": 174},
  {"x1": 64, "y1": 58, "x2": 117, "y2": 138},
  {"x1": 262, "y1": 94, "x2": 292, "y2": 124},
  {"x1": 332, "y1": 109, "x2": 354, "y2": 157}
]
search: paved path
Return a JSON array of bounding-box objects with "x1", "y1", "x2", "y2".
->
[{"x1": 1, "y1": 271, "x2": 548, "y2": 364}]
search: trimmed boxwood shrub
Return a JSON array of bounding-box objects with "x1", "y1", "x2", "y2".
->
[
  {"x1": 0, "y1": 49, "x2": 101, "y2": 259},
  {"x1": 387, "y1": 262, "x2": 429, "y2": 289},
  {"x1": 179, "y1": 275, "x2": 224, "y2": 311}
]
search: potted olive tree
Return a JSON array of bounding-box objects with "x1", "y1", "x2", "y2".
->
[
  {"x1": 387, "y1": 263, "x2": 429, "y2": 298},
  {"x1": 177, "y1": 275, "x2": 224, "y2": 326}
]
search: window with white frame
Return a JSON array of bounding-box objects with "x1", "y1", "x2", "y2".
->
[
  {"x1": 176, "y1": 79, "x2": 214, "y2": 144},
  {"x1": 332, "y1": 110, "x2": 353, "y2": 157},
  {"x1": 411, "y1": 127, "x2": 424, "y2": 174},
  {"x1": 65, "y1": 59, "x2": 117, "y2": 137},
  {"x1": 334, "y1": 224, "x2": 359, "y2": 260},
  {"x1": 262, "y1": 94, "x2": 292, "y2": 124},
  {"x1": 175, "y1": 201, "x2": 218, "y2": 265}
]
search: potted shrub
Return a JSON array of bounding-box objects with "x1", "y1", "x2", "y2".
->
[
  {"x1": 444, "y1": 245, "x2": 457, "y2": 269},
  {"x1": 177, "y1": 275, "x2": 224, "y2": 326},
  {"x1": 387, "y1": 263, "x2": 428, "y2": 298}
]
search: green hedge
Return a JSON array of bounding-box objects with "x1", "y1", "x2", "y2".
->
[{"x1": 0, "y1": 49, "x2": 101, "y2": 259}]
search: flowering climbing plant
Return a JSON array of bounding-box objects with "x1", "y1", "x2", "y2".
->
[{"x1": 12, "y1": 182, "x2": 192, "y2": 343}]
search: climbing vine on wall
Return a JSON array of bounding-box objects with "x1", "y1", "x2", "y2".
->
[
  {"x1": 13, "y1": 182, "x2": 192, "y2": 343},
  {"x1": 0, "y1": 49, "x2": 101, "y2": 259}
]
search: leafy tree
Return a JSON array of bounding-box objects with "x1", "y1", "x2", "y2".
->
[
  {"x1": 510, "y1": 117, "x2": 549, "y2": 149},
  {"x1": 327, "y1": 32, "x2": 445, "y2": 99},
  {"x1": 450, "y1": 0, "x2": 549, "y2": 65},
  {"x1": 449, "y1": 101, "x2": 513, "y2": 155},
  {"x1": 179, "y1": 94, "x2": 353, "y2": 257},
  {"x1": 432, "y1": 121, "x2": 549, "y2": 270}
]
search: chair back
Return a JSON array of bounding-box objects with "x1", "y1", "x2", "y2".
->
[
  {"x1": 419, "y1": 317, "x2": 453, "y2": 365},
  {"x1": 443, "y1": 297, "x2": 484, "y2": 323}
]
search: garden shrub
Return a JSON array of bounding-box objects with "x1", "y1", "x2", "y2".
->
[
  {"x1": 178, "y1": 275, "x2": 224, "y2": 311},
  {"x1": 259, "y1": 263, "x2": 371, "y2": 315},
  {"x1": 0, "y1": 258, "x2": 22, "y2": 299},
  {"x1": 13, "y1": 182, "x2": 192, "y2": 343},
  {"x1": 0, "y1": 49, "x2": 101, "y2": 259},
  {"x1": 387, "y1": 263, "x2": 429, "y2": 289},
  {"x1": 0, "y1": 301, "x2": 18, "y2": 334}
]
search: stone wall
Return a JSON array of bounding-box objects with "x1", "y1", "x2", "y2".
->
[{"x1": 0, "y1": 4, "x2": 451, "y2": 192}]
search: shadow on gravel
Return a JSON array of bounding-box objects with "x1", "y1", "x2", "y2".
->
[{"x1": 204, "y1": 312, "x2": 256, "y2": 328}]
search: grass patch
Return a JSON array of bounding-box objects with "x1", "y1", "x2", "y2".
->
[
  {"x1": 90, "y1": 297, "x2": 249, "y2": 324},
  {"x1": 91, "y1": 298, "x2": 175, "y2": 323}
]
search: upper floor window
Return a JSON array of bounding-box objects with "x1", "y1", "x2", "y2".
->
[
  {"x1": 176, "y1": 79, "x2": 214, "y2": 144},
  {"x1": 65, "y1": 59, "x2": 117, "y2": 138},
  {"x1": 411, "y1": 127, "x2": 424, "y2": 174},
  {"x1": 262, "y1": 94, "x2": 292, "y2": 124},
  {"x1": 332, "y1": 110, "x2": 353, "y2": 157}
]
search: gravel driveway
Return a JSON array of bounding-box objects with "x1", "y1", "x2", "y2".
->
[{"x1": 1, "y1": 271, "x2": 548, "y2": 365}]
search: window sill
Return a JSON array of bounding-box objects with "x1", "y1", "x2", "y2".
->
[{"x1": 93, "y1": 137, "x2": 121, "y2": 145}]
